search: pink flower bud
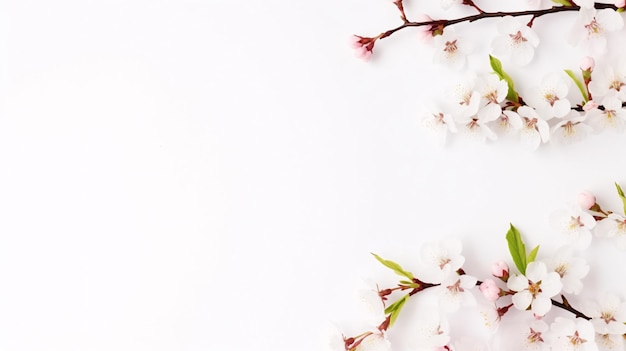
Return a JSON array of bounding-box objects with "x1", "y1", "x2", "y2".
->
[
  {"x1": 579, "y1": 56, "x2": 595, "y2": 71},
  {"x1": 583, "y1": 100, "x2": 599, "y2": 111},
  {"x1": 576, "y1": 191, "x2": 596, "y2": 210},
  {"x1": 616, "y1": 0, "x2": 625, "y2": 7},
  {"x1": 491, "y1": 261, "x2": 509, "y2": 280},
  {"x1": 479, "y1": 279, "x2": 501, "y2": 302}
]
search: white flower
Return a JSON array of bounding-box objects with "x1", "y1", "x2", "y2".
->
[
  {"x1": 550, "y1": 206, "x2": 596, "y2": 249},
  {"x1": 492, "y1": 110, "x2": 523, "y2": 136},
  {"x1": 355, "y1": 331, "x2": 392, "y2": 351},
  {"x1": 594, "y1": 213, "x2": 626, "y2": 250},
  {"x1": 356, "y1": 280, "x2": 387, "y2": 327},
  {"x1": 550, "y1": 317, "x2": 597, "y2": 351},
  {"x1": 550, "y1": 111, "x2": 592, "y2": 145},
  {"x1": 586, "y1": 96, "x2": 626, "y2": 132},
  {"x1": 418, "y1": 239, "x2": 465, "y2": 284},
  {"x1": 588, "y1": 60, "x2": 626, "y2": 101},
  {"x1": 447, "y1": 74, "x2": 479, "y2": 116},
  {"x1": 410, "y1": 309, "x2": 451, "y2": 349},
  {"x1": 478, "y1": 304, "x2": 502, "y2": 332},
  {"x1": 476, "y1": 74, "x2": 509, "y2": 121},
  {"x1": 491, "y1": 16, "x2": 540, "y2": 66},
  {"x1": 507, "y1": 261, "x2": 563, "y2": 316},
  {"x1": 582, "y1": 294, "x2": 626, "y2": 335},
  {"x1": 525, "y1": 73, "x2": 571, "y2": 120},
  {"x1": 545, "y1": 247, "x2": 590, "y2": 295},
  {"x1": 433, "y1": 28, "x2": 471, "y2": 70},
  {"x1": 517, "y1": 106, "x2": 550, "y2": 150},
  {"x1": 422, "y1": 106, "x2": 457, "y2": 145},
  {"x1": 595, "y1": 333, "x2": 624, "y2": 351},
  {"x1": 437, "y1": 274, "x2": 478, "y2": 312},
  {"x1": 569, "y1": 8, "x2": 624, "y2": 54}
]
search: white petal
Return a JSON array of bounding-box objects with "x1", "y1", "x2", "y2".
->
[
  {"x1": 525, "y1": 261, "x2": 547, "y2": 282},
  {"x1": 512, "y1": 290, "x2": 533, "y2": 310},
  {"x1": 531, "y1": 295, "x2": 552, "y2": 316},
  {"x1": 507, "y1": 274, "x2": 528, "y2": 291}
]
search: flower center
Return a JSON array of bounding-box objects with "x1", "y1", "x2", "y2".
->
[
  {"x1": 527, "y1": 327, "x2": 544, "y2": 344},
  {"x1": 617, "y1": 220, "x2": 626, "y2": 233},
  {"x1": 544, "y1": 92, "x2": 558, "y2": 106},
  {"x1": 568, "y1": 216, "x2": 583, "y2": 230},
  {"x1": 601, "y1": 311, "x2": 617, "y2": 324},
  {"x1": 439, "y1": 257, "x2": 451, "y2": 269},
  {"x1": 562, "y1": 121, "x2": 576, "y2": 136},
  {"x1": 554, "y1": 264, "x2": 568, "y2": 278},
  {"x1": 447, "y1": 279, "x2": 464, "y2": 294},
  {"x1": 498, "y1": 114, "x2": 510, "y2": 127},
  {"x1": 528, "y1": 281, "x2": 541, "y2": 297},
  {"x1": 434, "y1": 112, "x2": 446, "y2": 124},
  {"x1": 467, "y1": 118, "x2": 480, "y2": 130},
  {"x1": 524, "y1": 117, "x2": 538, "y2": 129},
  {"x1": 610, "y1": 80, "x2": 625, "y2": 91},
  {"x1": 484, "y1": 90, "x2": 499, "y2": 104},
  {"x1": 585, "y1": 18, "x2": 602, "y2": 35},
  {"x1": 569, "y1": 331, "x2": 587, "y2": 345},
  {"x1": 444, "y1": 40, "x2": 458, "y2": 54},
  {"x1": 509, "y1": 30, "x2": 528, "y2": 45}
]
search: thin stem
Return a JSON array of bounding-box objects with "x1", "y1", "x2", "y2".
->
[
  {"x1": 378, "y1": 3, "x2": 618, "y2": 41},
  {"x1": 551, "y1": 299, "x2": 591, "y2": 320}
]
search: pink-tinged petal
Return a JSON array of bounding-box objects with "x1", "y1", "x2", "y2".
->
[
  {"x1": 551, "y1": 317, "x2": 577, "y2": 335},
  {"x1": 576, "y1": 319, "x2": 596, "y2": 340},
  {"x1": 525, "y1": 262, "x2": 547, "y2": 282},
  {"x1": 512, "y1": 291, "x2": 533, "y2": 310},
  {"x1": 507, "y1": 274, "x2": 528, "y2": 291},
  {"x1": 531, "y1": 295, "x2": 552, "y2": 316}
]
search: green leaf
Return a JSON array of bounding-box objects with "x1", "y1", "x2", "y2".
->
[
  {"x1": 489, "y1": 55, "x2": 519, "y2": 103},
  {"x1": 527, "y1": 245, "x2": 540, "y2": 265},
  {"x1": 551, "y1": 0, "x2": 573, "y2": 5},
  {"x1": 386, "y1": 294, "x2": 408, "y2": 327},
  {"x1": 372, "y1": 253, "x2": 414, "y2": 280},
  {"x1": 616, "y1": 182, "x2": 626, "y2": 215},
  {"x1": 505, "y1": 224, "x2": 527, "y2": 274},
  {"x1": 564, "y1": 69, "x2": 588, "y2": 103}
]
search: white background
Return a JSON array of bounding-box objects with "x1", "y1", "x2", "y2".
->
[{"x1": 0, "y1": 0, "x2": 625, "y2": 350}]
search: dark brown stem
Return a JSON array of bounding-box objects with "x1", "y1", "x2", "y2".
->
[
  {"x1": 377, "y1": 3, "x2": 618, "y2": 41},
  {"x1": 551, "y1": 298, "x2": 591, "y2": 320}
]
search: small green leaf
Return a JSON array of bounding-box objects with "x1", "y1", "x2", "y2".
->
[
  {"x1": 551, "y1": 0, "x2": 573, "y2": 5},
  {"x1": 372, "y1": 253, "x2": 414, "y2": 280},
  {"x1": 489, "y1": 55, "x2": 519, "y2": 103},
  {"x1": 384, "y1": 294, "x2": 407, "y2": 314},
  {"x1": 527, "y1": 245, "x2": 540, "y2": 264},
  {"x1": 505, "y1": 224, "x2": 527, "y2": 274},
  {"x1": 386, "y1": 295, "x2": 408, "y2": 327},
  {"x1": 564, "y1": 69, "x2": 588, "y2": 103},
  {"x1": 616, "y1": 182, "x2": 626, "y2": 215}
]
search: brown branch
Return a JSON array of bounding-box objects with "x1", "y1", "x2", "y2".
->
[{"x1": 378, "y1": 3, "x2": 618, "y2": 41}]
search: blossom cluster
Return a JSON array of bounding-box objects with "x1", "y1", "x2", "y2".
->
[
  {"x1": 352, "y1": 1, "x2": 626, "y2": 149},
  {"x1": 421, "y1": 57, "x2": 626, "y2": 149},
  {"x1": 329, "y1": 183, "x2": 626, "y2": 351}
]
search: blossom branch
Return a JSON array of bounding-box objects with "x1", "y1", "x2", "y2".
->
[{"x1": 377, "y1": 3, "x2": 619, "y2": 41}]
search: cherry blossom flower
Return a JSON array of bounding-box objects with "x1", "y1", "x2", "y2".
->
[
  {"x1": 479, "y1": 279, "x2": 501, "y2": 301},
  {"x1": 491, "y1": 16, "x2": 540, "y2": 66},
  {"x1": 416, "y1": 14, "x2": 439, "y2": 43},
  {"x1": 437, "y1": 273, "x2": 478, "y2": 312},
  {"x1": 422, "y1": 106, "x2": 457, "y2": 145},
  {"x1": 588, "y1": 61, "x2": 626, "y2": 101},
  {"x1": 586, "y1": 96, "x2": 626, "y2": 133},
  {"x1": 447, "y1": 74, "x2": 479, "y2": 117},
  {"x1": 550, "y1": 206, "x2": 596, "y2": 249},
  {"x1": 478, "y1": 304, "x2": 502, "y2": 332},
  {"x1": 550, "y1": 111, "x2": 592, "y2": 145},
  {"x1": 525, "y1": 73, "x2": 571, "y2": 120},
  {"x1": 569, "y1": 8, "x2": 624, "y2": 54},
  {"x1": 517, "y1": 106, "x2": 550, "y2": 150},
  {"x1": 433, "y1": 28, "x2": 471, "y2": 70},
  {"x1": 476, "y1": 74, "x2": 509, "y2": 121},
  {"x1": 550, "y1": 317, "x2": 597, "y2": 351},
  {"x1": 595, "y1": 333, "x2": 624, "y2": 351},
  {"x1": 582, "y1": 294, "x2": 626, "y2": 335},
  {"x1": 410, "y1": 309, "x2": 451, "y2": 350},
  {"x1": 507, "y1": 261, "x2": 563, "y2": 316},
  {"x1": 594, "y1": 213, "x2": 626, "y2": 250},
  {"x1": 418, "y1": 239, "x2": 465, "y2": 284},
  {"x1": 356, "y1": 280, "x2": 387, "y2": 327},
  {"x1": 492, "y1": 110, "x2": 523, "y2": 137},
  {"x1": 522, "y1": 320, "x2": 551, "y2": 351},
  {"x1": 545, "y1": 247, "x2": 589, "y2": 295}
]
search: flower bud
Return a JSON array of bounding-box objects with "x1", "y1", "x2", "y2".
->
[
  {"x1": 582, "y1": 100, "x2": 599, "y2": 111},
  {"x1": 579, "y1": 56, "x2": 595, "y2": 71},
  {"x1": 491, "y1": 261, "x2": 509, "y2": 281},
  {"x1": 479, "y1": 279, "x2": 501, "y2": 302},
  {"x1": 576, "y1": 191, "x2": 596, "y2": 210},
  {"x1": 615, "y1": 0, "x2": 625, "y2": 8}
]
